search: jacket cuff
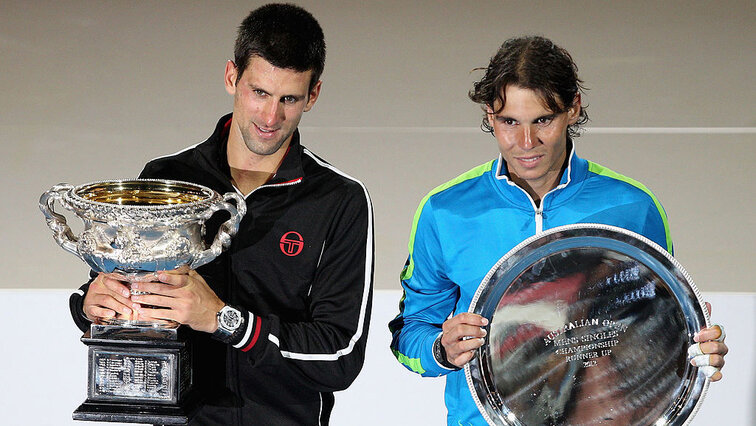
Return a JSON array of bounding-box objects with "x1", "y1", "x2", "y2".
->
[
  {"x1": 70, "y1": 279, "x2": 94, "y2": 333},
  {"x1": 232, "y1": 311, "x2": 264, "y2": 352}
]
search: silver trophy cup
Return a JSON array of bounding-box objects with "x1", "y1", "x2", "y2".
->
[
  {"x1": 39, "y1": 179, "x2": 246, "y2": 424},
  {"x1": 40, "y1": 179, "x2": 246, "y2": 326}
]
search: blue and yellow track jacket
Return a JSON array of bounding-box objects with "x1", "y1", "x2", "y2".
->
[{"x1": 389, "y1": 143, "x2": 672, "y2": 425}]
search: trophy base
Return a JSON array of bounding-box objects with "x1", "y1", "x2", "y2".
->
[
  {"x1": 77, "y1": 326, "x2": 199, "y2": 424},
  {"x1": 73, "y1": 390, "x2": 201, "y2": 425},
  {"x1": 99, "y1": 317, "x2": 179, "y2": 330}
]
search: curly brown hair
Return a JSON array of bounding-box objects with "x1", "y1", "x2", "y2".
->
[{"x1": 469, "y1": 36, "x2": 588, "y2": 138}]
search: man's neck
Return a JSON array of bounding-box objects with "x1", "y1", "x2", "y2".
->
[
  {"x1": 226, "y1": 133, "x2": 290, "y2": 196},
  {"x1": 229, "y1": 168, "x2": 274, "y2": 195}
]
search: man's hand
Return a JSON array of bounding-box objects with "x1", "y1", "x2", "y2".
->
[
  {"x1": 689, "y1": 302, "x2": 728, "y2": 382},
  {"x1": 82, "y1": 273, "x2": 135, "y2": 323},
  {"x1": 130, "y1": 267, "x2": 225, "y2": 333},
  {"x1": 440, "y1": 313, "x2": 488, "y2": 368}
]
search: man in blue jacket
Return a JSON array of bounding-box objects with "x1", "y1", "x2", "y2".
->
[{"x1": 389, "y1": 35, "x2": 727, "y2": 425}]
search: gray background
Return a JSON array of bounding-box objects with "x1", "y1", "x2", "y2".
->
[
  {"x1": 2, "y1": 0, "x2": 754, "y2": 293},
  {"x1": 1, "y1": 2, "x2": 754, "y2": 425}
]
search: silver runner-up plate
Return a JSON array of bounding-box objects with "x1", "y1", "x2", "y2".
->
[{"x1": 465, "y1": 224, "x2": 710, "y2": 426}]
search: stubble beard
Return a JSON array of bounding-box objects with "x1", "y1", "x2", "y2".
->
[{"x1": 240, "y1": 125, "x2": 291, "y2": 156}]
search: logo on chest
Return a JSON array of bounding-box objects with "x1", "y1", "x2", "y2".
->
[{"x1": 279, "y1": 231, "x2": 304, "y2": 256}]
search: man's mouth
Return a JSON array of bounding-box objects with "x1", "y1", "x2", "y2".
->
[
  {"x1": 517, "y1": 155, "x2": 543, "y2": 164},
  {"x1": 254, "y1": 123, "x2": 279, "y2": 137}
]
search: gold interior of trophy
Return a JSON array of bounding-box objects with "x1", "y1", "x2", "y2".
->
[{"x1": 77, "y1": 181, "x2": 209, "y2": 205}]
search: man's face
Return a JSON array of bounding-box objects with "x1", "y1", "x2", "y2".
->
[
  {"x1": 224, "y1": 56, "x2": 321, "y2": 157},
  {"x1": 488, "y1": 85, "x2": 580, "y2": 199}
]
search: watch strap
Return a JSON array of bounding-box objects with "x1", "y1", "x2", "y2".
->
[{"x1": 433, "y1": 333, "x2": 461, "y2": 370}]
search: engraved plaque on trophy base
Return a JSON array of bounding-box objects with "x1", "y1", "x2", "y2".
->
[{"x1": 73, "y1": 326, "x2": 200, "y2": 425}]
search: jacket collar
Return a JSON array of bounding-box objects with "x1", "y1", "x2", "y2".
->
[
  {"x1": 492, "y1": 138, "x2": 588, "y2": 208},
  {"x1": 194, "y1": 113, "x2": 306, "y2": 189}
]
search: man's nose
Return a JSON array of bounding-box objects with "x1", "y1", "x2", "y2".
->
[
  {"x1": 261, "y1": 99, "x2": 283, "y2": 126},
  {"x1": 518, "y1": 125, "x2": 535, "y2": 149}
]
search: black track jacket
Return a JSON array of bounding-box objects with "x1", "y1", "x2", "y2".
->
[{"x1": 70, "y1": 114, "x2": 374, "y2": 425}]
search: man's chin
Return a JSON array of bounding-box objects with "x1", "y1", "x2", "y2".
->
[{"x1": 243, "y1": 139, "x2": 287, "y2": 156}]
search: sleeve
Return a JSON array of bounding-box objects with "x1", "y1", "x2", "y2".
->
[
  {"x1": 69, "y1": 271, "x2": 96, "y2": 332},
  {"x1": 231, "y1": 182, "x2": 374, "y2": 392},
  {"x1": 640, "y1": 195, "x2": 674, "y2": 255},
  {"x1": 389, "y1": 196, "x2": 461, "y2": 377}
]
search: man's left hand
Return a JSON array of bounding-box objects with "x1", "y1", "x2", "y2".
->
[
  {"x1": 130, "y1": 267, "x2": 224, "y2": 333},
  {"x1": 689, "y1": 302, "x2": 728, "y2": 382}
]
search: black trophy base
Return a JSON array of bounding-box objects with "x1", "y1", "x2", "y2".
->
[
  {"x1": 77, "y1": 326, "x2": 200, "y2": 424},
  {"x1": 73, "y1": 390, "x2": 201, "y2": 425}
]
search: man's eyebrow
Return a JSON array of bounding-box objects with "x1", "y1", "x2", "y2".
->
[
  {"x1": 248, "y1": 84, "x2": 305, "y2": 101},
  {"x1": 248, "y1": 84, "x2": 269, "y2": 95},
  {"x1": 536, "y1": 113, "x2": 557, "y2": 121}
]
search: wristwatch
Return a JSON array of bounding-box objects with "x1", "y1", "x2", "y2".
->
[
  {"x1": 433, "y1": 334, "x2": 461, "y2": 370},
  {"x1": 211, "y1": 305, "x2": 244, "y2": 343}
]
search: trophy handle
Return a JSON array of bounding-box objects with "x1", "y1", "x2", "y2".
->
[
  {"x1": 190, "y1": 192, "x2": 247, "y2": 269},
  {"x1": 39, "y1": 183, "x2": 80, "y2": 256}
]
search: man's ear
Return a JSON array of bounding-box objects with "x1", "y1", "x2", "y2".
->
[
  {"x1": 567, "y1": 93, "x2": 582, "y2": 124},
  {"x1": 224, "y1": 60, "x2": 238, "y2": 95},
  {"x1": 303, "y1": 80, "x2": 322, "y2": 112},
  {"x1": 485, "y1": 105, "x2": 494, "y2": 127}
]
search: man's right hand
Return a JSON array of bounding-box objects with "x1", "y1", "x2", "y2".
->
[
  {"x1": 82, "y1": 273, "x2": 137, "y2": 323},
  {"x1": 440, "y1": 312, "x2": 489, "y2": 368}
]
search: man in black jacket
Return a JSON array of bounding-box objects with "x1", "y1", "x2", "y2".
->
[{"x1": 70, "y1": 4, "x2": 374, "y2": 425}]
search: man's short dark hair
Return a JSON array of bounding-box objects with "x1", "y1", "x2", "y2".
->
[
  {"x1": 469, "y1": 35, "x2": 588, "y2": 138},
  {"x1": 234, "y1": 3, "x2": 326, "y2": 91}
]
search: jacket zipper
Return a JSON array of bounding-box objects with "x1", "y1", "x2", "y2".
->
[
  {"x1": 235, "y1": 177, "x2": 303, "y2": 199},
  {"x1": 228, "y1": 176, "x2": 302, "y2": 426}
]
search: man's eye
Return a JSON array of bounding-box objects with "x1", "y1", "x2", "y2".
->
[
  {"x1": 536, "y1": 117, "x2": 553, "y2": 125},
  {"x1": 283, "y1": 96, "x2": 297, "y2": 104},
  {"x1": 253, "y1": 89, "x2": 267, "y2": 97},
  {"x1": 497, "y1": 117, "x2": 517, "y2": 126}
]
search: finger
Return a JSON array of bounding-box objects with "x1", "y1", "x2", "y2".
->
[
  {"x1": 700, "y1": 341, "x2": 729, "y2": 356},
  {"x1": 162, "y1": 265, "x2": 190, "y2": 275},
  {"x1": 100, "y1": 275, "x2": 133, "y2": 298},
  {"x1": 709, "y1": 370, "x2": 723, "y2": 382},
  {"x1": 130, "y1": 281, "x2": 179, "y2": 296},
  {"x1": 705, "y1": 301, "x2": 712, "y2": 316},
  {"x1": 449, "y1": 350, "x2": 476, "y2": 368},
  {"x1": 441, "y1": 325, "x2": 486, "y2": 344},
  {"x1": 698, "y1": 365, "x2": 722, "y2": 382},
  {"x1": 688, "y1": 341, "x2": 728, "y2": 359},
  {"x1": 691, "y1": 354, "x2": 712, "y2": 367},
  {"x1": 446, "y1": 337, "x2": 486, "y2": 361},
  {"x1": 451, "y1": 312, "x2": 489, "y2": 327},
  {"x1": 457, "y1": 337, "x2": 486, "y2": 352},
  {"x1": 707, "y1": 354, "x2": 725, "y2": 368},
  {"x1": 694, "y1": 324, "x2": 725, "y2": 343},
  {"x1": 448, "y1": 338, "x2": 486, "y2": 366},
  {"x1": 131, "y1": 293, "x2": 176, "y2": 309},
  {"x1": 88, "y1": 293, "x2": 133, "y2": 316},
  {"x1": 135, "y1": 306, "x2": 177, "y2": 323},
  {"x1": 86, "y1": 305, "x2": 117, "y2": 320},
  {"x1": 156, "y1": 271, "x2": 190, "y2": 288}
]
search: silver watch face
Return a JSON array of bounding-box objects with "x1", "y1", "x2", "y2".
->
[{"x1": 219, "y1": 306, "x2": 242, "y2": 331}]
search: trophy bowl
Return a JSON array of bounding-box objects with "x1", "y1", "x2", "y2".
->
[
  {"x1": 465, "y1": 224, "x2": 710, "y2": 426},
  {"x1": 40, "y1": 179, "x2": 246, "y2": 327}
]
